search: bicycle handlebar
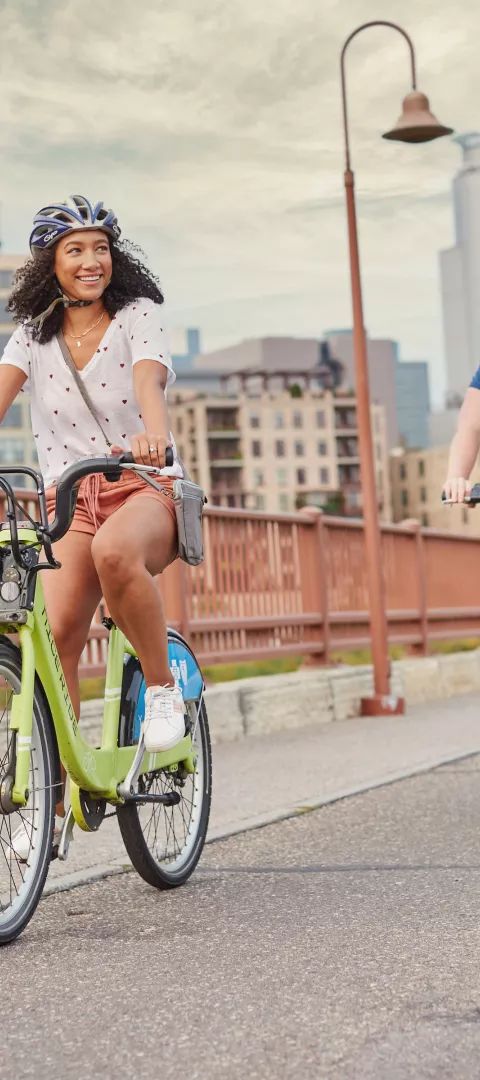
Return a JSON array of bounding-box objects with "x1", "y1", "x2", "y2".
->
[
  {"x1": 442, "y1": 482, "x2": 480, "y2": 505},
  {"x1": 47, "y1": 447, "x2": 175, "y2": 543}
]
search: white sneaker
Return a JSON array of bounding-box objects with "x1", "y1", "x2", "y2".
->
[
  {"x1": 9, "y1": 820, "x2": 32, "y2": 863},
  {"x1": 143, "y1": 684, "x2": 186, "y2": 752},
  {"x1": 10, "y1": 814, "x2": 66, "y2": 864}
]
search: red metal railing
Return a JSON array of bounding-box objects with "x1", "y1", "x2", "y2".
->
[{"x1": 2, "y1": 491, "x2": 479, "y2": 676}]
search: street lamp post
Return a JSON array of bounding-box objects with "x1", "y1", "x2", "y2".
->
[{"x1": 340, "y1": 21, "x2": 452, "y2": 715}]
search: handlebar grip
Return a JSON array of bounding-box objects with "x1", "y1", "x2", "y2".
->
[{"x1": 119, "y1": 447, "x2": 174, "y2": 467}]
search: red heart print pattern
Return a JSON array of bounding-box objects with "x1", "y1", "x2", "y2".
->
[
  {"x1": 122, "y1": 434, "x2": 126, "y2": 439},
  {"x1": 122, "y1": 399, "x2": 127, "y2": 404},
  {"x1": 54, "y1": 410, "x2": 58, "y2": 415},
  {"x1": 91, "y1": 437, "x2": 96, "y2": 442},
  {"x1": 120, "y1": 363, "x2": 125, "y2": 368},
  {"x1": 49, "y1": 374, "x2": 53, "y2": 379},
  {"x1": 66, "y1": 387, "x2": 70, "y2": 392},
  {"x1": 102, "y1": 383, "x2": 106, "y2": 388}
]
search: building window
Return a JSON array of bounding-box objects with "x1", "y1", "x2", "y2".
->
[
  {"x1": 316, "y1": 410, "x2": 325, "y2": 427},
  {"x1": 275, "y1": 440, "x2": 286, "y2": 457},
  {"x1": 256, "y1": 494, "x2": 265, "y2": 510},
  {"x1": 176, "y1": 416, "x2": 183, "y2": 436},
  {"x1": 2, "y1": 404, "x2": 22, "y2": 428},
  {"x1": 421, "y1": 513, "x2": 429, "y2": 527},
  {"x1": 399, "y1": 463, "x2": 407, "y2": 480},
  {"x1": 294, "y1": 441, "x2": 304, "y2": 457},
  {"x1": 401, "y1": 490, "x2": 408, "y2": 508},
  {"x1": 317, "y1": 441, "x2": 327, "y2": 456},
  {"x1": 420, "y1": 486, "x2": 427, "y2": 503},
  {"x1": 274, "y1": 412, "x2": 285, "y2": 429},
  {"x1": 0, "y1": 439, "x2": 24, "y2": 464},
  {"x1": 293, "y1": 411, "x2": 303, "y2": 429},
  {"x1": 251, "y1": 440, "x2": 262, "y2": 457},
  {"x1": 278, "y1": 493, "x2": 289, "y2": 512},
  {"x1": 250, "y1": 413, "x2": 260, "y2": 428},
  {"x1": 418, "y1": 460, "x2": 425, "y2": 477},
  {"x1": 277, "y1": 468, "x2": 287, "y2": 486},
  {"x1": 254, "y1": 468, "x2": 264, "y2": 486},
  {"x1": 296, "y1": 468, "x2": 306, "y2": 485},
  {"x1": 319, "y1": 467, "x2": 329, "y2": 484}
]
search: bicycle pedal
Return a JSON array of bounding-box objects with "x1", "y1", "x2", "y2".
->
[{"x1": 57, "y1": 806, "x2": 75, "y2": 861}]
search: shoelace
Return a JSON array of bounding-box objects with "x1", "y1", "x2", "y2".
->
[{"x1": 146, "y1": 685, "x2": 177, "y2": 724}]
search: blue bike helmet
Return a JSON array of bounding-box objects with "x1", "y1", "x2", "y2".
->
[
  {"x1": 27, "y1": 196, "x2": 121, "y2": 328},
  {"x1": 29, "y1": 195, "x2": 121, "y2": 255}
]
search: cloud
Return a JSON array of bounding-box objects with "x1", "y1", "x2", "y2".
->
[{"x1": 0, "y1": 0, "x2": 478, "y2": 409}]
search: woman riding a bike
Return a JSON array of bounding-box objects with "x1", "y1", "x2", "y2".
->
[{"x1": 0, "y1": 195, "x2": 186, "y2": 846}]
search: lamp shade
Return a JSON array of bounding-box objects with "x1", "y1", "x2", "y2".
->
[{"x1": 383, "y1": 90, "x2": 453, "y2": 143}]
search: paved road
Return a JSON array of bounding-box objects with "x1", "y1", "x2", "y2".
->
[
  {"x1": 5, "y1": 753, "x2": 480, "y2": 1078},
  {"x1": 48, "y1": 693, "x2": 480, "y2": 891}
]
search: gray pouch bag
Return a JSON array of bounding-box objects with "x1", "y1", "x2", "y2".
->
[{"x1": 172, "y1": 477, "x2": 207, "y2": 566}]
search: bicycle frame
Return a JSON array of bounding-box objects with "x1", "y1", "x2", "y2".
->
[{"x1": 1, "y1": 528, "x2": 195, "y2": 814}]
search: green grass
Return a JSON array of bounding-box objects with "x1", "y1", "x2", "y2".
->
[
  {"x1": 79, "y1": 676, "x2": 105, "y2": 702},
  {"x1": 202, "y1": 656, "x2": 303, "y2": 683}
]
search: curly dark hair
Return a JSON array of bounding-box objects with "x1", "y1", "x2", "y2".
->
[{"x1": 7, "y1": 239, "x2": 165, "y2": 343}]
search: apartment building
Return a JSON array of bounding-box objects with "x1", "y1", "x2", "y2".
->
[
  {"x1": 0, "y1": 254, "x2": 37, "y2": 485},
  {"x1": 390, "y1": 445, "x2": 480, "y2": 535},
  {"x1": 170, "y1": 373, "x2": 391, "y2": 518}
]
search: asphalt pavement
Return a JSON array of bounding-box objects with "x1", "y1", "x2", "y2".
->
[{"x1": 4, "y1": 695, "x2": 480, "y2": 1078}]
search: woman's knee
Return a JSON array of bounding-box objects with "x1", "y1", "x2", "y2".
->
[{"x1": 91, "y1": 532, "x2": 140, "y2": 587}]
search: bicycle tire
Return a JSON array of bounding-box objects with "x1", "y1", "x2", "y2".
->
[
  {"x1": 117, "y1": 665, "x2": 212, "y2": 889},
  {"x1": 0, "y1": 639, "x2": 57, "y2": 945}
]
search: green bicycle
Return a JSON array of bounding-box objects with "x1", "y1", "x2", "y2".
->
[{"x1": 0, "y1": 452, "x2": 212, "y2": 945}]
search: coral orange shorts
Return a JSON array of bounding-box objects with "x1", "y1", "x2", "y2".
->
[{"x1": 45, "y1": 470, "x2": 177, "y2": 538}]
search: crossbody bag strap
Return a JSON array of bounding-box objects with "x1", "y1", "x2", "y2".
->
[{"x1": 57, "y1": 331, "x2": 112, "y2": 448}]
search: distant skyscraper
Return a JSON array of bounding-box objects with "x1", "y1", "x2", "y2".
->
[
  {"x1": 440, "y1": 133, "x2": 480, "y2": 401},
  {"x1": 395, "y1": 361, "x2": 430, "y2": 449},
  {"x1": 170, "y1": 327, "x2": 201, "y2": 374}
]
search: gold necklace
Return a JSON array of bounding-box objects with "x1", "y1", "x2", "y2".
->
[{"x1": 64, "y1": 310, "x2": 105, "y2": 348}]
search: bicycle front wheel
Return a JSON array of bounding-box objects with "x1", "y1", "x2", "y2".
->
[
  {"x1": 0, "y1": 640, "x2": 57, "y2": 945},
  {"x1": 117, "y1": 693, "x2": 212, "y2": 889}
]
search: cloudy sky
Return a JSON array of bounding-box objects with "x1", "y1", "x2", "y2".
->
[{"x1": 1, "y1": 0, "x2": 478, "y2": 406}]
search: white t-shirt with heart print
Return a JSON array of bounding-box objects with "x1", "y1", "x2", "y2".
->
[{"x1": 0, "y1": 298, "x2": 183, "y2": 488}]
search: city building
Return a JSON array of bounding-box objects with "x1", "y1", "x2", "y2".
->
[
  {"x1": 324, "y1": 330, "x2": 400, "y2": 448},
  {"x1": 194, "y1": 332, "x2": 431, "y2": 451},
  {"x1": 395, "y1": 360, "x2": 431, "y2": 449},
  {"x1": 390, "y1": 445, "x2": 480, "y2": 536},
  {"x1": 0, "y1": 254, "x2": 36, "y2": 486},
  {"x1": 440, "y1": 132, "x2": 480, "y2": 402},
  {"x1": 169, "y1": 374, "x2": 390, "y2": 519},
  {"x1": 170, "y1": 327, "x2": 201, "y2": 375}
]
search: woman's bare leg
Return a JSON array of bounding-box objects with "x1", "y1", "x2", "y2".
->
[
  {"x1": 41, "y1": 530, "x2": 102, "y2": 814},
  {"x1": 91, "y1": 498, "x2": 177, "y2": 687}
]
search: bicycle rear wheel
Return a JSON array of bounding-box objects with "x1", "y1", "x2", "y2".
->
[
  {"x1": 117, "y1": 657, "x2": 212, "y2": 888},
  {"x1": 0, "y1": 640, "x2": 57, "y2": 945}
]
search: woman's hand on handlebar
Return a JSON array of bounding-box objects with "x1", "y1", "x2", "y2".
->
[
  {"x1": 443, "y1": 476, "x2": 472, "y2": 503},
  {"x1": 110, "y1": 434, "x2": 172, "y2": 469}
]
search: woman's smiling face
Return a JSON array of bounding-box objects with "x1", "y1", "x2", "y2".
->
[{"x1": 54, "y1": 229, "x2": 112, "y2": 302}]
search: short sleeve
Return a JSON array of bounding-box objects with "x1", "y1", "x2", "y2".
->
[
  {"x1": 0, "y1": 326, "x2": 31, "y2": 385},
  {"x1": 470, "y1": 368, "x2": 480, "y2": 390},
  {"x1": 129, "y1": 300, "x2": 175, "y2": 386}
]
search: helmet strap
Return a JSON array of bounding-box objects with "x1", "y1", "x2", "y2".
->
[{"x1": 28, "y1": 292, "x2": 94, "y2": 331}]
